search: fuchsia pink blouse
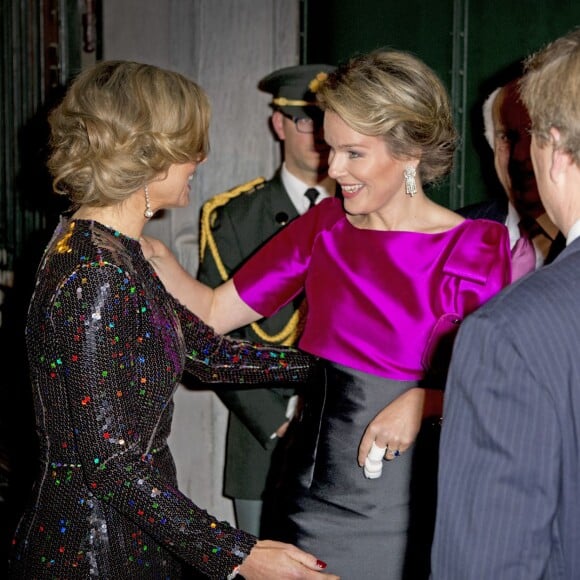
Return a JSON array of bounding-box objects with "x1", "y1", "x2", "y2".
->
[{"x1": 234, "y1": 197, "x2": 511, "y2": 381}]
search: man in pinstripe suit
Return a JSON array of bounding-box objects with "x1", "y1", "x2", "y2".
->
[{"x1": 431, "y1": 28, "x2": 580, "y2": 580}]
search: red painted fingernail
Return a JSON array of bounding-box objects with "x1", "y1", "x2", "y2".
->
[{"x1": 316, "y1": 559, "x2": 327, "y2": 569}]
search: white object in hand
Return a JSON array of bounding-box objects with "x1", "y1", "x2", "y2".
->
[{"x1": 364, "y1": 441, "x2": 387, "y2": 479}]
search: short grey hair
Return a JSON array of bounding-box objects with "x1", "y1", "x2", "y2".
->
[{"x1": 482, "y1": 87, "x2": 502, "y2": 150}]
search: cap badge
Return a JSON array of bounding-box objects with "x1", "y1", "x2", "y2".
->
[{"x1": 308, "y1": 72, "x2": 329, "y2": 93}]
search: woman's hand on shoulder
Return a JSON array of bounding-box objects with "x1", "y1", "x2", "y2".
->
[
  {"x1": 140, "y1": 235, "x2": 170, "y2": 261},
  {"x1": 238, "y1": 540, "x2": 340, "y2": 580},
  {"x1": 140, "y1": 235, "x2": 207, "y2": 313},
  {"x1": 139, "y1": 234, "x2": 184, "y2": 290}
]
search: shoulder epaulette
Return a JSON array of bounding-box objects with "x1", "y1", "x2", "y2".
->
[
  {"x1": 198, "y1": 176, "x2": 305, "y2": 346},
  {"x1": 199, "y1": 177, "x2": 265, "y2": 265}
]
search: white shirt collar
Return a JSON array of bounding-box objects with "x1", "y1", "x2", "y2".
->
[
  {"x1": 280, "y1": 163, "x2": 331, "y2": 215},
  {"x1": 505, "y1": 201, "x2": 520, "y2": 250},
  {"x1": 567, "y1": 219, "x2": 580, "y2": 245}
]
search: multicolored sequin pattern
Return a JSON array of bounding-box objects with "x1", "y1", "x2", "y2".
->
[{"x1": 9, "y1": 218, "x2": 313, "y2": 578}]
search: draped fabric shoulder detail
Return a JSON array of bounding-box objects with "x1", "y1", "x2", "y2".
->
[{"x1": 443, "y1": 219, "x2": 510, "y2": 285}]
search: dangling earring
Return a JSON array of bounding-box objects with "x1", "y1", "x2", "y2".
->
[
  {"x1": 144, "y1": 184, "x2": 154, "y2": 218},
  {"x1": 404, "y1": 166, "x2": 417, "y2": 197}
]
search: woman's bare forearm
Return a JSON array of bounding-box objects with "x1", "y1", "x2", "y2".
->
[{"x1": 142, "y1": 235, "x2": 262, "y2": 333}]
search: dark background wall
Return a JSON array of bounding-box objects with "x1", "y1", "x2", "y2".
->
[{"x1": 303, "y1": 0, "x2": 580, "y2": 209}]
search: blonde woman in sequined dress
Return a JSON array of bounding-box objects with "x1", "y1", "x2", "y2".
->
[{"x1": 7, "y1": 60, "x2": 339, "y2": 580}]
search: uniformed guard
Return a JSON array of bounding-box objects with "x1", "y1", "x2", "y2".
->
[{"x1": 197, "y1": 63, "x2": 337, "y2": 538}]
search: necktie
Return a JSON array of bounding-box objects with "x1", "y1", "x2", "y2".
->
[
  {"x1": 304, "y1": 188, "x2": 319, "y2": 209},
  {"x1": 511, "y1": 223, "x2": 536, "y2": 282}
]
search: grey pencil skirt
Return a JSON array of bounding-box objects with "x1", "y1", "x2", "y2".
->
[{"x1": 262, "y1": 360, "x2": 440, "y2": 580}]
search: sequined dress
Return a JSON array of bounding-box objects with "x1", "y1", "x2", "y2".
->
[
  {"x1": 9, "y1": 218, "x2": 313, "y2": 579},
  {"x1": 234, "y1": 197, "x2": 512, "y2": 579}
]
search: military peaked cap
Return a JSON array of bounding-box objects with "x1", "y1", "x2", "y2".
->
[{"x1": 258, "y1": 64, "x2": 335, "y2": 119}]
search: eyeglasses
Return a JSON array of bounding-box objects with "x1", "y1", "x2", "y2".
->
[{"x1": 281, "y1": 112, "x2": 320, "y2": 134}]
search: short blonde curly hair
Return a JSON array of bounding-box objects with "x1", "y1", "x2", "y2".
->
[
  {"x1": 47, "y1": 60, "x2": 211, "y2": 207},
  {"x1": 316, "y1": 49, "x2": 457, "y2": 185}
]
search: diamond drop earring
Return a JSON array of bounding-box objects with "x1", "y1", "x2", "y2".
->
[{"x1": 404, "y1": 166, "x2": 417, "y2": 197}]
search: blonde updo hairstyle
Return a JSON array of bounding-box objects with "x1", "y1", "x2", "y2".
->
[
  {"x1": 316, "y1": 49, "x2": 457, "y2": 185},
  {"x1": 47, "y1": 60, "x2": 211, "y2": 207}
]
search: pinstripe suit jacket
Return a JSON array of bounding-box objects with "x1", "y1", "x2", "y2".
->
[{"x1": 431, "y1": 236, "x2": 580, "y2": 580}]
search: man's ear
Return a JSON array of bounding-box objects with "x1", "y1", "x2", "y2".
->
[{"x1": 271, "y1": 110, "x2": 286, "y2": 141}]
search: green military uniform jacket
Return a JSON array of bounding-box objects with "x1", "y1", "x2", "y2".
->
[{"x1": 198, "y1": 171, "x2": 303, "y2": 500}]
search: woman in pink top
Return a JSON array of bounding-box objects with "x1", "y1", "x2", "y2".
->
[{"x1": 146, "y1": 49, "x2": 512, "y2": 579}]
